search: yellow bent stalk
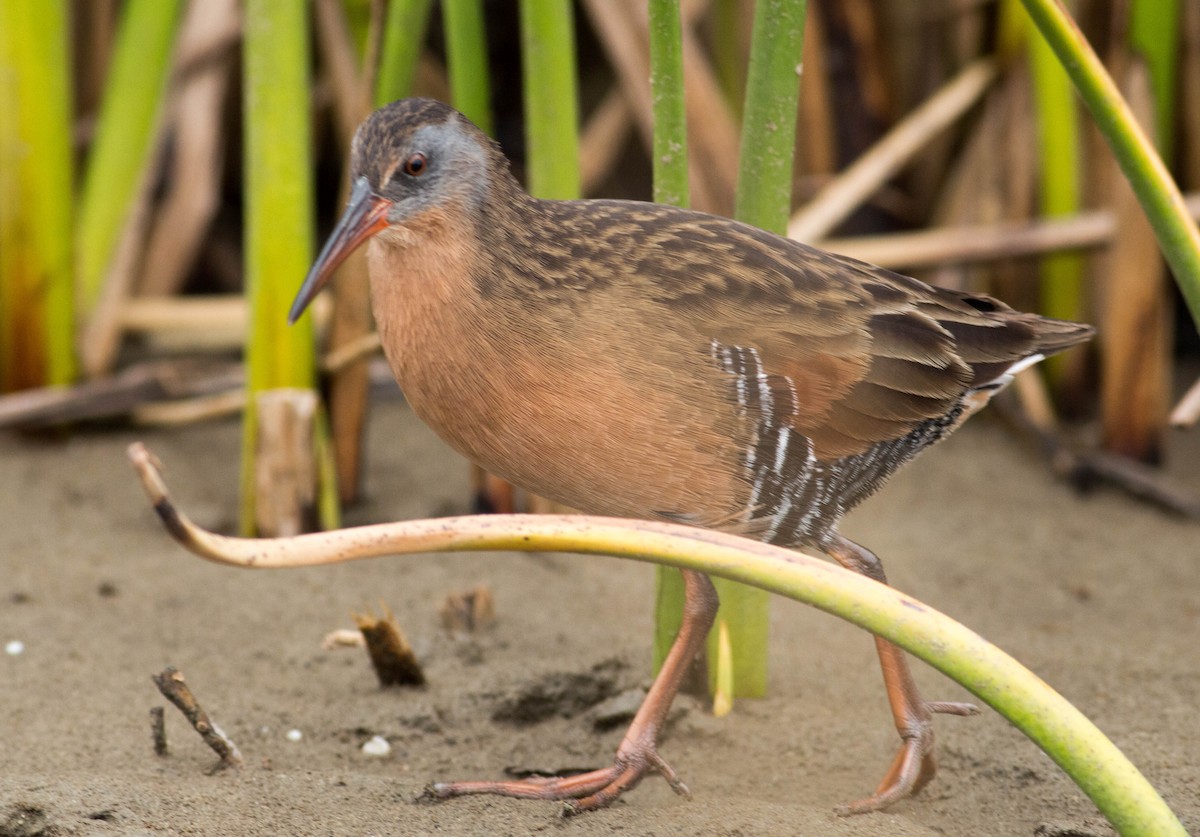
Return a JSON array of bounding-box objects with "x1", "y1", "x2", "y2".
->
[{"x1": 128, "y1": 442, "x2": 1185, "y2": 836}]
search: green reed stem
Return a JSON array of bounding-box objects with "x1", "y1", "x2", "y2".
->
[
  {"x1": 734, "y1": 0, "x2": 806, "y2": 235},
  {"x1": 1129, "y1": 0, "x2": 1179, "y2": 160},
  {"x1": 443, "y1": 0, "x2": 493, "y2": 136},
  {"x1": 648, "y1": 0, "x2": 691, "y2": 676},
  {"x1": 715, "y1": 0, "x2": 807, "y2": 698},
  {"x1": 518, "y1": 0, "x2": 580, "y2": 199},
  {"x1": 375, "y1": 0, "x2": 434, "y2": 105},
  {"x1": 1028, "y1": 15, "x2": 1085, "y2": 355},
  {"x1": 1020, "y1": 0, "x2": 1200, "y2": 333},
  {"x1": 0, "y1": 0, "x2": 75, "y2": 389},
  {"x1": 75, "y1": 0, "x2": 181, "y2": 316},
  {"x1": 240, "y1": 0, "x2": 324, "y2": 534},
  {"x1": 649, "y1": 0, "x2": 689, "y2": 207}
]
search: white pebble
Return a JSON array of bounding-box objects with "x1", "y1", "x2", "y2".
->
[
  {"x1": 285, "y1": 728, "x2": 303, "y2": 742},
  {"x1": 5, "y1": 640, "x2": 24, "y2": 656},
  {"x1": 361, "y1": 735, "x2": 391, "y2": 757}
]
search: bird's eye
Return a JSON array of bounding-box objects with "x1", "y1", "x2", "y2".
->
[{"x1": 403, "y1": 152, "x2": 428, "y2": 177}]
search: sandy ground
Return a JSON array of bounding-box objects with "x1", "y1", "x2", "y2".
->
[{"x1": 2, "y1": 392, "x2": 1198, "y2": 836}]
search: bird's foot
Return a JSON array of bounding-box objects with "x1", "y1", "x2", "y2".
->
[
  {"x1": 835, "y1": 699, "x2": 979, "y2": 816},
  {"x1": 420, "y1": 742, "x2": 689, "y2": 815}
]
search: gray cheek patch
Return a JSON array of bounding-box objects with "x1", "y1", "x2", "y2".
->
[{"x1": 411, "y1": 121, "x2": 492, "y2": 212}]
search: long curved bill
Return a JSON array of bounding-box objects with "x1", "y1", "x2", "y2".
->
[{"x1": 288, "y1": 175, "x2": 393, "y2": 324}]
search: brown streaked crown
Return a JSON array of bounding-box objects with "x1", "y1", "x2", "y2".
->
[{"x1": 350, "y1": 98, "x2": 513, "y2": 199}]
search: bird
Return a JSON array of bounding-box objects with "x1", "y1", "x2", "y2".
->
[{"x1": 289, "y1": 97, "x2": 1095, "y2": 816}]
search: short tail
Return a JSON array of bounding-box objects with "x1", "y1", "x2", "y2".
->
[
  {"x1": 971, "y1": 316, "x2": 1095, "y2": 396},
  {"x1": 1028, "y1": 316, "x2": 1096, "y2": 358}
]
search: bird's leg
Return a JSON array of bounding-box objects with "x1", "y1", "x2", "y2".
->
[
  {"x1": 823, "y1": 534, "x2": 979, "y2": 815},
  {"x1": 424, "y1": 569, "x2": 718, "y2": 815}
]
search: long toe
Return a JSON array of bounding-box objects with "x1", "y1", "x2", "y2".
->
[
  {"x1": 421, "y1": 765, "x2": 623, "y2": 803},
  {"x1": 562, "y1": 750, "x2": 690, "y2": 816},
  {"x1": 423, "y1": 746, "x2": 688, "y2": 813}
]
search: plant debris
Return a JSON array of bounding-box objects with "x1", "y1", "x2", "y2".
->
[
  {"x1": 439, "y1": 585, "x2": 495, "y2": 633},
  {"x1": 354, "y1": 606, "x2": 426, "y2": 687},
  {"x1": 151, "y1": 666, "x2": 243, "y2": 770}
]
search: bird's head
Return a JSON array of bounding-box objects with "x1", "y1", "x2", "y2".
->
[{"x1": 288, "y1": 98, "x2": 494, "y2": 324}]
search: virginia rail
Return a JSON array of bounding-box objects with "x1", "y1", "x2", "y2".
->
[{"x1": 290, "y1": 98, "x2": 1095, "y2": 815}]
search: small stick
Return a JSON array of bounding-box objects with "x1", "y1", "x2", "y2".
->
[
  {"x1": 132, "y1": 389, "x2": 246, "y2": 426},
  {"x1": 150, "y1": 706, "x2": 168, "y2": 756},
  {"x1": 789, "y1": 59, "x2": 999, "y2": 241},
  {"x1": 151, "y1": 666, "x2": 244, "y2": 769},
  {"x1": 322, "y1": 628, "x2": 366, "y2": 650},
  {"x1": 1064, "y1": 450, "x2": 1200, "y2": 520},
  {"x1": 0, "y1": 359, "x2": 242, "y2": 430},
  {"x1": 321, "y1": 332, "x2": 381, "y2": 374}
]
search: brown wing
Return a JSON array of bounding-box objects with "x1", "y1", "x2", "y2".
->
[
  {"x1": 639, "y1": 216, "x2": 1087, "y2": 460},
  {"x1": 510, "y1": 199, "x2": 1091, "y2": 462}
]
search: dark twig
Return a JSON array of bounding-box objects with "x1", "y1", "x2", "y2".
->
[
  {"x1": 151, "y1": 666, "x2": 244, "y2": 769},
  {"x1": 995, "y1": 396, "x2": 1200, "y2": 521},
  {"x1": 150, "y1": 706, "x2": 168, "y2": 756},
  {"x1": 1061, "y1": 449, "x2": 1200, "y2": 520},
  {"x1": 0, "y1": 359, "x2": 241, "y2": 430}
]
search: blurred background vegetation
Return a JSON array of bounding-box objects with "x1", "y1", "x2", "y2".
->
[{"x1": 3, "y1": 0, "x2": 1199, "y2": 701}]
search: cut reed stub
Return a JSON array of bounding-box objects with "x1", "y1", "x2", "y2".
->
[
  {"x1": 439, "y1": 586, "x2": 495, "y2": 634},
  {"x1": 253, "y1": 388, "x2": 318, "y2": 537},
  {"x1": 353, "y1": 607, "x2": 426, "y2": 687}
]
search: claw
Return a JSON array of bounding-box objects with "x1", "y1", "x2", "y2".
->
[
  {"x1": 648, "y1": 751, "x2": 691, "y2": 798},
  {"x1": 416, "y1": 783, "x2": 455, "y2": 803}
]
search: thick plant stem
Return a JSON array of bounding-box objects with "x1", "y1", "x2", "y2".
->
[
  {"x1": 1028, "y1": 15, "x2": 1084, "y2": 381},
  {"x1": 75, "y1": 0, "x2": 181, "y2": 316},
  {"x1": 0, "y1": 0, "x2": 75, "y2": 389},
  {"x1": 713, "y1": 0, "x2": 807, "y2": 699},
  {"x1": 375, "y1": 0, "x2": 434, "y2": 105},
  {"x1": 129, "y1": 443, "x2": 1189, "y2": 837},
  {"x1": 648, "y1": 0, "x2": 691, "y2": 679},
  {"x1": 442, "y1": 0, "x2": 493, "y2": 136},
  {"x1": 734, "y1": 0, "x2": 806, "y2": 235},
  {"x1": 519, "y1": 0, "x2": 580, "y2": 200},
  {"x1": 649, "y1": 0, "x2": 688, "y2": 207},
  {"x1": 240, "y1": 0, "x2": 325, "y2": 535}
]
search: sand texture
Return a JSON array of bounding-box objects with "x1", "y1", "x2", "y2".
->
[{"x1": 2, "y1": 399, "x2": 1198, "y2": 836}]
